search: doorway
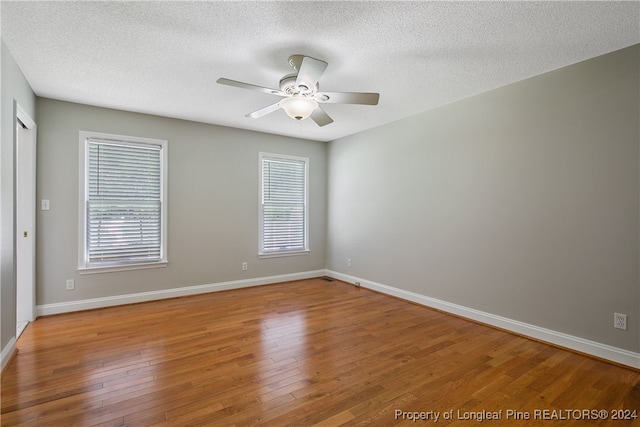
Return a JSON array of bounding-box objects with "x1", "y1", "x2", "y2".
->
[{"x1": 15, "y1": 104, "x2": 36, "y2": 337}]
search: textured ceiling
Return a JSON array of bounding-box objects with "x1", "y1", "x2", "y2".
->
[{"x1": 2, "y1": 1, "x2": 639, "y2": 142}]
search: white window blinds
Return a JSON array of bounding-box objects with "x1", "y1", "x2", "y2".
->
[
  {"x1": 260, "y1": 154, "x2": 308, "y2": 255},
  {"x1": 85, "y1": 138, "x2": 164, "y2": 267}
]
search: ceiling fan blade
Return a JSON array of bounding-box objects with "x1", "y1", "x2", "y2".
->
[
  {"x1": 246, "y1": 102, "x2": 282, "y2": 118},
  {"x1": 310, "y1": 107, "x2": 334, "y2": 127},
  {"x1": 315, "y1": 91, "x2": 380, "y2": 105},
  {"x1": 217, "y1": 78, "x2": 287, "y2": 97},
  {"x1": 296, "y1": 56, "x2": 328, "y2": 90}
]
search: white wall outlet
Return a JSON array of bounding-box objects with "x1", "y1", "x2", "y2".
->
[
  {"x1": 41, "y1": 199, "x2": 50, "y2": 210},
  {"x1": 66, "y1": 279, "x2": 75, "y2": 290},
  {"x1": 242, "y1": 262, "x2": 248, "y2": 271},
  {"x1": 347, "y1": 258, "x2": 352, "y2": 267},
  {"x1": 614, "y1": 313, "x2": 627, "y2": 330}
]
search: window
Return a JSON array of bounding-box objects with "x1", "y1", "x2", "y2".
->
[
  {"x1": 78, "y1": 131, "x2": 168, "y2": 273},
  {"x1": 259, "y1": 153, "x2": 309, "y2": 257}
]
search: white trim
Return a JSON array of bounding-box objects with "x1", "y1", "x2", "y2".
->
[
  {"x1": 36, "y1": 270, "x2": 326, "y2": 317},
  {"x1": 1, "y1": 338, "x2": 17, "y2": 373},
  {"x1": 78, "y1": 261, "x2": 168, "y2": 275},
  {"x1": 15, "y1": 103, "x2": 37, "y2": 323},
  {"x1": 31, "y1": 268, "x2": 640, "y2": 369},
  {"x1": 258, "y1": 249, "x2": 310, "y2": 259},
  {"x1": 326, "y1": 270, "x2": 640, "y2": 369},
  {"x1": 16, "y1": 104, "x2": 36, "y2": 129}
]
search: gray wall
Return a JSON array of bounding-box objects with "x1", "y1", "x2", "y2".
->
[
  {"x1": 1, "y1": 41, "x2": 36, "y2": 355},
  {"x1": 35, "y1": 99, "x2": 326, "y2": 304},
  {"x1": 327, "y1": 45, "x2": 639, "y2": 352}
]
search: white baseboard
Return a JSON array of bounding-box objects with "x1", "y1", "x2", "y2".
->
[
  {"x1": 32, "y1": 268, "x2": 640, "y2": 369},
  {"x1": 326, "y1": 270, "x2": 640, "y2": 369},
  {"x1": 36, "y1": 270, "x2": 326, "y2": 317},
  {"x1": 1, "y1": 337, "x2": 17, "y2": 373}
]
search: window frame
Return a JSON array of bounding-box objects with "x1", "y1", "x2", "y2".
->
[
  {"x1": 258, "y1": 152, "x2": 310, "y2": 258},
  {"x1": 78, "y1": 131, "x2": 168, "y2": 274}
]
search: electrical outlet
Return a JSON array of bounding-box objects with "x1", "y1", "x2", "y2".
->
[
  {"x1": 614, "y1": 313, "x2": 627, "y2": 330},
  {"x1": 66, "y1": 279, "x2": 75, "y2": 290},
  {"x1": 242, "y1": 262, "x2": 248, "y2": 271},
  {"x1": 347, "y1": 258, "x2": 352, "y2": 267}
]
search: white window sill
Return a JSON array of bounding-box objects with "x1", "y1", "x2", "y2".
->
[
  {"x1": 259, "y1": 250, "x2": 310, "y2": 259},
  {"x1": 78, "y1": 261, "x2": 168, "y2": 275}
]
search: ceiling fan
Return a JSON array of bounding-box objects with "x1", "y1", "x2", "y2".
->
[{"x1": 217, "y1": 55, "x2": 380, "y2": 127}]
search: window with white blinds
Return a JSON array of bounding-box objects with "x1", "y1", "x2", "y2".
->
[
  {"x1": 79, "y1": 132, "x2": 167, "y2": 272},
  {"x1": 259, "y1": 153, "x2": 309, "y2": 256}
]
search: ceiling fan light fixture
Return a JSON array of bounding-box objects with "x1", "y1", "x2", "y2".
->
[{"x1": 280, "y1": 97, "x2": 318, "y2": 121}]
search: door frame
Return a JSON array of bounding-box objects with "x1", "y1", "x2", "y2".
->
[{"x1": 15, "y1": 102, "x2": 37, "y2": 324}]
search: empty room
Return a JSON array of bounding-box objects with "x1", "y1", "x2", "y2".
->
[{"x1": 1, "y1": 1, "x2": 639, "y2": 426}]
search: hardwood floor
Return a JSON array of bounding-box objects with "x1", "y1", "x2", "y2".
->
[{"x1": 2, "y1": 278, "x2": 639, "y2": 426}]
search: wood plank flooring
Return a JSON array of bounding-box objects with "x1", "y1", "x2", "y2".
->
[{"x1": 2, "y1": 278, "x2": 639, "y2": 426}]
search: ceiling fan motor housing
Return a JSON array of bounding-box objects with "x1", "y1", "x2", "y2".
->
[{"x1": 279, "y1": 74, "x2": 318, "y2": 96}]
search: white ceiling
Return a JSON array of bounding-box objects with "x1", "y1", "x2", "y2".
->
[{"x1": 2, "y1": 1, "x2": 639, "y2": 142}]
